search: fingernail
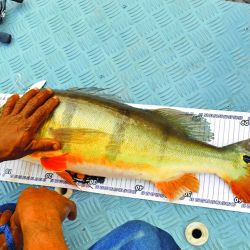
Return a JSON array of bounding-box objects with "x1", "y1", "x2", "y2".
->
[
  {"x1": 53, "y1": 96, "x2": 60, "y2": 102},
  {"x1": 10, "y1": 94, "x2": 19, "y2": 100},
  {"x1": 53, "y1": 143, "x2": 60, "y2": 150},
  {"x1": 32, "y1": 88, "x2": 39, "y2": 93},
  {"x1": 47, "y1": 88, "x2": 53, "y2": 93}
]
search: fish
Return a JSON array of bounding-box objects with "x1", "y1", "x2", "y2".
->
[{"x1": 21, "y1": 89, "x2": 250, "y2": 203}]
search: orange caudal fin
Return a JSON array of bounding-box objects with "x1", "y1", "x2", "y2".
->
[
  {"x1": 155, "y1": 174, "x2": 199, "y2": 200},
  {"x1": 230, "y1": 169, "x2": 250, "y2": 203}
]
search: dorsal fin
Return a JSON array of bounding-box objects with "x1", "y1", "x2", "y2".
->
[
  {"x1": 151, "y1": 108, "x2": 214, "y2": 142},
  {"x1": 53, "y1": 87, "x2": 125, "y2": 103},
  {"x1": 52, "y1": 87, "x2": 213, "y2": 143}
]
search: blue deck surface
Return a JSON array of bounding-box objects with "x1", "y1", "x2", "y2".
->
[{"x1": 0, "y1": 0, "x2": 250, "y2": 249}]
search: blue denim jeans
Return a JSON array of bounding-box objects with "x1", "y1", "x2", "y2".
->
[{"x1": 89, "y1": 220, "x2": 181, "y2": 250}]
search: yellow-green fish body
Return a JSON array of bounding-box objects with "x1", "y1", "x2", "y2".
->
[{"x1": 28, "y1": 90, "x2": 250, "y2": 202}]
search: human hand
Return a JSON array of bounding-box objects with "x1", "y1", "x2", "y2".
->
[
  {"x1": 12, "y1": 187, "x2": 77, "y2": 250},
  {"x1": 13, "y1": 187, "x2": 77, "y2": 227},
  {"x1": 0, "y1": 89, "x2": 61, "y2": 162}
]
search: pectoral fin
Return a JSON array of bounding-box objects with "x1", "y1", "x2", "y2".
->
[
  {"x1": 50, "y1": 128, "x2": 110, "y2": 144},
  {"x1": 154, "y1": 174, "x2": 199, "y2": 200}
]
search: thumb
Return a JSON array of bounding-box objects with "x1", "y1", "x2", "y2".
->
[
  {"x1": 28, "y1": 139, "x2": 61, "y2": 152},
  {"x1": 67, "y1": 201, "x2": 77, "y2": 221}
]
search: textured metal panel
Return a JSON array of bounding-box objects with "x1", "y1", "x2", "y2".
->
[{"x1": 0, "y1": 0, "x2": 250, "y2": 249}]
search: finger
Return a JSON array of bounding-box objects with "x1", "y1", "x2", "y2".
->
[
  {"x1": 0, "y1": 235, "x2": 7, "y2": 249},
  {"x1": 29, "y1": 96, "x2": 59, "y2": 131},
  {"x1": 12, "y1": 88, "x2": 39, "y2": 115},
  {"x1": 21, "y1": 89, "x2": 54, "y2": 118},
  {"x1": 9, "y1": 216, "x2": 23, "y2": 250},
  {"x1": 27, "y1": 139, "x2": 61, "y2": 152},
  {"x1": 1, "y1": 94, "x2": 19, "y2": 117},
  {"x1": 0, "y1": 210, "x2": 12, "y2": 225},
  {"x1": 11, "y1": 211, "x2": 20, "y2": 228},
  {"x1": 67, "y1": 200, "x2": 77, "y2": 221}
]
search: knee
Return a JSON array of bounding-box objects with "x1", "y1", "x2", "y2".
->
[
  {"x1": 123, "y1": 220, "x2": 152, "y2": 228},
  {"x1": 120, "y1": 220, "x2": 158, "y2": 236}
]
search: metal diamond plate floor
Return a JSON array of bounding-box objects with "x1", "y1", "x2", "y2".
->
[{"x1": 0, "y1": 0, "x2": 250, "y2": 249}]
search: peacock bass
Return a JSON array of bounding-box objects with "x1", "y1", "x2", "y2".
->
[{"x1": 25, "y1": 90, "x2": 250, "y2": 202}]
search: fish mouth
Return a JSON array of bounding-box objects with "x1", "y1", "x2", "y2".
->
[{"x1": 243, "y1": 155, "x2": 250, "y2": 164}]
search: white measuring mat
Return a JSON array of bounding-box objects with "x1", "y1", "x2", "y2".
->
[{"x1": 1, "y1": 93, "x2": 250, "y2": 213}]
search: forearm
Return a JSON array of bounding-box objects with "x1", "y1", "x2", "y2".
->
[
  {"x1": 21, "y1": 213, "x2": 68, "y2": 250},
  {"x1": 23, "y1": 227, "x2": 68, "y2": 250}
]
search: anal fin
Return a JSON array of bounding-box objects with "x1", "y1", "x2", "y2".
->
[{"x1": 154, "y1": 174, "x2": 199, "y2": 200}]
